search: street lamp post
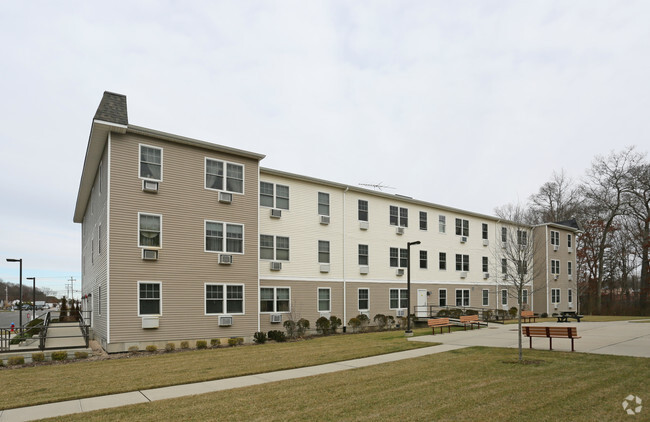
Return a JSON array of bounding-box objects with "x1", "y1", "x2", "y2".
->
[
  {"x1": 406, "y1": 241, "x2": 421, "y2": 334},
  {"x1": 6, "y1": 258, "x2": 23, "y2": 335},
  {"x1": 26, "y1": 277, "x2": 35, "y2": 321}
]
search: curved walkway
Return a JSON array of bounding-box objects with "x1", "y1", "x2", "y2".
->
[{"x1": 1, "y1": 320, "x2": 648, "y2": 421}]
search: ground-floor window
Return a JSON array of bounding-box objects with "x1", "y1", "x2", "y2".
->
[
  {"x1": 260, "y1": 287, "x2": 290, "y2": 313},
  {"x1": 482, "y1": 289, "x2": 489, "y2": 306},
  {"x1": 138, "y1": 282, "x2": 161, "y2": 315},
  {"x1": 501, "y1": 289, "x2": 508, "y2": 306},
  {"x1": 389, "y1": 288, "x2": 408, "y2": 309},
  {"x1": 439, "y1": 289, "x2": 447, "y2": 307},
  {"x1": 358, "y1": 288, "x2": 369, "y2": 311},
  {"x1": 318, "y1": 288, "x2": 331, "y2": 312},
  {"x1": 551, "y1": 288, "x2": 560, "y2": 304},
  {"x1": 205, "y1": 284, "x2": 244, "y2": 314},
  {"x1": 455, "y1": 289, "x2": 469, "y2": 307}
]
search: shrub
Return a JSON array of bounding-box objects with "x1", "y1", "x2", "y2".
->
[
  {"x1": 236, "y1": 337, "x2": 244, "y2": 345},
  {"x1": 210, "y1": 339, "x2": 220, "y2": 347},
  {"x1": 449, "y1": 308, "x2": 463, "y2": 318},
  {"x1": 509, "y1": 307, "x2": 518, "y2": 318},
  {"x1": 466, "y1": 309, "x2": 479, "y2": 316},
  {"x1": 227, "y1": 337, "x2": 244, "y2": 346},
  {"x1": 541, "y1": 312, "x2": 549, "y2": 318},
  {"x1": 74, "y1": 351, "x2": 89, "y2": 359},
  {"x1": 357, "y1": 314, "x2": 370, "y2": 332},
  {"x1": 483, "y1": 309, "x2": 493, "y2": 321},
  {"x1": 165, "y1": 342, "x2": 176, "y2": 352},
  {"x1": 374, "y1": 314, "x2": 388, "y2": 330},
  {"x1": 253, "y1": 331, "x2": 267, "y2": 344},
  {"x1": 196, "y1": 340, "x2": 208, "y2": 349},
  {"x1": 386, "y1": 315, "x2": 396, "y2": 329},
  {"x1": 329, "y1": 316, "x2": 342, "y2": 334},
  {"x1": 283, "y1": 319, "x2": 297, "y2": 338},
  {"x1": 348, "y1": 317, "x2": 361, "y2": 333},
  {"x1": 0, "y1": 360, "x2": 4, "y2": 367},
  {"x1": 180, "y1": 341, "x2": 190, "y2": 349},
  {"x1": 51, "y1": 351, "x2": 68, "y2": 361},
  {"x1": 316, "y1": 316, "x2": 331, "y2": 335},
  {"x1": 31, "y1": 352, "x2": 45, "y2": 362},
  {"x1": 296, "y1": 318, "x2": 310, "y2": 337},
  {"x1": 8, "y1": 356, "x2": 25, "y2": 366},
  {"x1": 268, "y1": 330, "x2": 287, "y2": 342},
  {"x1": 145, "y1": 345, "x2": 158, "y2": 353},
  {"x1": 128, "y1": 345, "x2": 139, "y2": 354},
  {"x1": 437, "y1": 309, "x2": 450, "y2": 317}
]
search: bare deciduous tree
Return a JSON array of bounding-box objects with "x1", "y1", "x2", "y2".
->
[{"x1": 529, "y1": 169, "x2": 581, "y2": 224}]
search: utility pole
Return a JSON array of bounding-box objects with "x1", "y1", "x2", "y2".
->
[{"x1": 68, "y1": 277, "x2": 76, "y2": 301}]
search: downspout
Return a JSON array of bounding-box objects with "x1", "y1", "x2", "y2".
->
[
  {"x1": 342, "y1": 187, "x2": 349, "y2": 332},
  {"x1": 106, "y1": 132, "x2": 111, "y2": 346},
  {"x1": 257, "y1": 166, "x2": 261, "y2": 334},
  {"x1": 545, "y1": 226, "x2": 550, "y2": 316}
]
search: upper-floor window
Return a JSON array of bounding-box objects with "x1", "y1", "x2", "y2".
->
[
  {"x1": 206, "y1": 158, "x2": 243, "y2": 193},
  {"x1": 455, "y1": 254, "x2": 469, "y2": 271},
  {"x1": 439, "y1": 215, "x2": 446, "y2": 233},
  {"x1": 140, "y1": 145, "x2": 162, "y2": 180},
  {"x1": 419, "y1": 212, "x2": 427, "y2": 230},
  {"x1": 501, "y1": 258, "x2": 507, "y2": 274},
  {"x1": 482, "y1": 256, "x2": 488, "y2": 272},
  {"x1": 518, "y1": 260, "x2": 528, "y2": 275},
  {"x1": 389, "y1": 247, "x2": 408, "y2": 267},
  {"x1": 551, "y1": 230, "x2": 560, "y2": 246},
  {"x1": 501, "y1": 227, "x2": 507, "y2": 243},
  {"x1": 260, "y1": 182, "x2": 289, "y2": 209},
  {"x1": 551, "y1": 259, "x2": 560, "y2": 274},
  {"x1": 205, "y1": 221, "x2": 243, "y2": 253},
  {"x1": 318, "y1": 241, "x2": 330, "y2": 263},
  {"x1": 420, "y1": 250, "x2": 428, "y2": 269},
  {"x1": 455, "y1": 218, "x2": 469, "y2": 236},
  {"x1": 318, "y1": 192, "x2": 330, "y2": 216},
  {"x1": 358, "y1": 200, "x2": 368, "y2": 221},
  {"x1": 482, "y1": 223, "x2": 488, "y2": 240},
  {"x1": 98, "y1": 225, "x2": 102, "y2": 255},
  {"x1": 260, "y1": 235, "x2": 289, "y2": 261},
  {"x1": 260, "y1": 287, "x2": 290, "y2": 313},
  {"x1": 568, "y1": 261, "x2": 573, "y2": 275},
  {"x1": 439, "y1": 252, "x2": 447, "y2": 270},
  {"x1": 567, "y1": 234, "x2": 573, "y2": 248},
  {"x1": 390, "y1": 206, "x2": 408, "y2": 227},
  {"x1": 517, "y1": 230, "x2": 528, "y2": 246},
  {"x1": 358, "y1": 244, "x2": 369, "y2": 266},
  {"x1": 139, "y1": 213, "x2": 161, "y2": 248},
  {"x1": 206, "y1": 284, "x2": 244, "y2": 314}
]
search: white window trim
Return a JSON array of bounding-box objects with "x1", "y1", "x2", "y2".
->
[
  {"x1": 204, "y1": 283, "x2": 246, "y2": 315},
  {"x1": 98, "y1": 224, "x2": 102, "y2": 255},
  {"x1": 260, "y1": 235, "x2": 290, "y2": 261},
  {"x1": 358, "y1": 288, "x2": 370, "y2": 311},
  {"x1": 551, "y1": 288, "x2": 561, "y2": 304},
  {"x1": 482, "y1": 289, "x2": 489, "y2": 307},
  {"x1": 204, "y1": 220, "x2": 245, "y2": 254},
  {"x1": 438, "y1": 288, "x2": 447, "y2": 307},
  {"x1": 99, "y1": 160, "x2": 102, "y2": 195},
  {"x1": 260, "y1": 181, "x2": 289, "y2": 209},
  {"x1": 204, "y1": 157, "x2": 246, "y2": 195},
  {"x1": 318, "y1": 192, "x2": 330, "y2": 216},
  {"x1": 501, "y1": 289, "x2": 508, "y2": 306},
  {"x1": 318, "y1": 240, "x2": 330, "y2": 264},
  {"x1": 137, "y1": 281, "x2": 162, "y2": 317},
  {"x1": 551, "y1": 259, "x2": 560, "y2": 274},
  {"x1": 522, "y1": 289, "x2": 529, "y2": 305},
  {"x1": 317, "y1": 287, "x2": 331, "y2": 313},
  {"x1": 389, "y1": 288, "x2": 408, "y2": 310},
  {"x1": 455, "y1": 289, "x2": 470, "y2": 307},
  {"x1": 259, "y1": 286, "x2": 291, "y2": 314},
  {"x1": 138, "y1": 212, "x2": 163, "y2": 249},
  {"x1": 138, "y1": 143, "x2": 163, "y2": 181},
  {"x1": 439, "y1": 215, "x2": 446, "y2": 234}
]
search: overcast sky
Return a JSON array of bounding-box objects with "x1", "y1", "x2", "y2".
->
[{"x1": 0, "y1": 1, "x2": 648, "y2": 297}]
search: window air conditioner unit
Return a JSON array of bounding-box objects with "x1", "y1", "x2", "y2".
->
[
  {"x1": 483, "y1": 273, "x2": 490, "y2": 279},
  {"x1": 142, "y1": 180, "x2": 159, "y2": 193},
  {"x1": 554, "y1": 274, "x2": 559, "y2": 280},
  {"x1": 320, "y1": 215, "x2": 330, "y2": 225},
  {"x1": 359, "y1": 221, "x2": 369, "y2": 230},
  {"x1": 553, "y1": 245, "x2": 559, "y2": 252},
  {"x1": 218, "y1": 254, "x2": 233, "y2": 265},
  {"x1": 359, "y1": 265, "x2": 369, "y2": 275},
  {"x1": 218, "y1": 315, "x2": 233, "y2": 326},
  {"x1": 396, "y1": 268, "x2": 405, "y2": 276},
  {"x1": 319, "y1": 312, "x2": 330, "y2": 319},
  {"x1": 568, "y1": 303, "x2": 573, "y2": 309},
  {"x1": 320, "y1": 264, "x2": 330, "y2": 273},
  {"x1": 460, "y1": 271, "x2": 467, "y2": 279},
  {"x1": 396, "y1": 309, "x2": 406, "y2": 317},
  {"x1": 483, "y1": 239, "x2": 489, "y2": 246},
  {"x1": 270, "y1": 209, "x2": 282, "y2": 218},
  {"x1": 270, "y1": 261, "x2": 282, "y2": 271},
  {"x1": 270, "y1": 314, "x2": 282, "y2": 323},
  {"x1": 142, "y1": 249, "x2": 158, "y2": 261},
  {"x1": 142, "y1": 316, "x2": 159, "y2": 329},
  {"x1": 218, "y1": 192, "x2": 232, "y2": 204},
  {"x1": 502, "y1": 275, "x2": 507, "y2": 281},
  {"x1": 568, "y1": 247, "x2": 573, "y2": 254},
  {"x1": 396, "y1": 227, "x2": 404, "y2": 235},
  {"x1": 553, "y1": 304, "x2": 558, "y2": 310},
  {"x1": 460, "y1": 236, "x2": 467, "y2": 243}
]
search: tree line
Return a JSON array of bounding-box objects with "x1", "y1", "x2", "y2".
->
[{"x1": 0, "y1": 279, "x2": 56, "y2": 305}]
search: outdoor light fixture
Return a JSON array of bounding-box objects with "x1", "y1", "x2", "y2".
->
[
  {"x1": 6, "y1": 258, "x2": 23, "y2": 334},
  {"x1": 406, "y1": 241, "x2": 421, "y2": 334}
]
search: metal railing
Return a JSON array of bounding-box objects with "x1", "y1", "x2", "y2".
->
[
  {"x1": 413, "y1": 305, "x2": 515, "y2": 324},
  {"x1": 0, "y1": 310, "x2": 91, "y2": 352}
]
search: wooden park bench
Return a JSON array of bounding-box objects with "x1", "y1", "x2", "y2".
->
[
  {"x1": 428, "y1": 318, "x2": 453, "y2": 335},
  {"x1": 521, "y1": 310, "x2": 537, "y2": 323},
  {"x1": 459, "y1": 315, "x2": 482, "y2": 330},
  {"x1": 522, "y1": 326, "x2": 581, "y2": 352}
]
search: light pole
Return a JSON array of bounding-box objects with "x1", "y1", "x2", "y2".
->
[
  {"x1": 26, "y1": 277, "x2": 35, "y2": 321},
  {"x1": 6, "y1": 258, "x2": 23, "y2": 334},
  {"x1": 406, "y1": 241, "x2": 421, "y2": 334}
]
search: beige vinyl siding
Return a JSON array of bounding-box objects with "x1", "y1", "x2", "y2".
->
[{"x1": 108, "y1": 132, "x2": 259, "y2": 348}]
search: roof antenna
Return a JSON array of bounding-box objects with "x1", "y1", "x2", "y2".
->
[{"x1": 358, "y1": 182, "x2": 396, "y2": 192}]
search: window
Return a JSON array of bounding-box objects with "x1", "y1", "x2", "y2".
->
[
  {"x1": 439, "y1": 215, "x2": 446, "y2": 233},
  {"x1": 390, "y1": 206, "x2": 408, "y2": 227},
  {"x1": 439, "y1": 252, "x2": 447, "y2": 270},
  {"x1": 358, "y1": 244, "x2": 369, "y2": 266},
  {"x1": 455, "y1": 254, "x2": 469, "y2": 271},
  {"x1": 260, "y1": 182, "x2": 289, "y2": 209},
  {"x1": 420, "y1": 250, "x2": 428, "y2": 269},
  {"x1": 205, "y1": 221, "x2": 243, "y2": 253},
  {"x1": 318, "y1": 192, "x2": 330, "y2": 216},
  {"x1": 205, "y1": 284, "x2": 244, "y2": 314},
  {"x1": 551, "y1": 230, "x2": 559, "y2": 246},
  {"x1": 482, "y1": 223, "x2": 488, "y2": 240},
  {"x1": 390, "y1": 248, "x2": 407, "y2": 267},
  {"x1": 455, "y1": 218, "x2": 469, "y2": 236},
  {"x1": 501, "y1": 227, "x2": 507, "y2": 243},
  {"x1": 400, "y1": 248, "x2": 408, "y2": 268},
  {"x1": 206, "y1": 158, "x2": 243, "y2": 193},
  {"x1": 260, "y1": 287, "x2": 290, "y2": 313},
  {"x1": 501, "y1": 258, "x2": 507, "y2": 274},
  {"x1": 139, "y1": 213, "x2": 161, "y2": 248},
  {"x1": 98, "y1": 286, "x2": 102, "y2": 315},
  {"x1": 501, "y1": 289, "x2": 508, "y2": 306},
  {"x1": 139, "y1": 282, "x2": 161, "y2": 315},
  {"x1": 318, "y1": 241, "x2": 330, "y2": 264},
  {"x1": 522, "y1": 289, "x2": 528, "y2": 304},
  {"x1": 358, "y1": 288, "x2": 369, "y2": 311},
  {"x1": 567, "y1": 234, "x2": 572, "y2": 248},
  {"x1": 358, "y1": 200, "x2": 368, "y2": 221},
  {"x1": 517, "y1": 230, "x2": 528, "y2": 246},
  {"x1": 389, "y1": 288, "x2": 408, "y2": 309},
  {"x1": 91, "y1": 237, "x2": 94, "y2": 265},
  {"x1": 551, "y1": 288, "x2": 560, "y2": 304},
  {"x1": 99, "y1": 161, "x2": 102, "y2": 194},
  {"x1": 439, "y1": 289, "x2": 447, "y2": 307},
  {"x1": 456, "y1": 289, "x2": 469, "y2": 307},
  {"x1": 482, "y1": 256, "x2": 488, "y2": 272},
  {"x1": 318, "y1": 288, "x2": 330, "y2": 312},
  {"x1": 551, "y1": 259, "x2": 560, "y2": 275},
  {"x1": 140, "y1": 145, "x2": 162, "y2": 180},
  {"x1": 419, "y1": 212, "x2": 427, "y2": 230},
  {"x1": 98, "y1": 225, "x2": 102, "y2": 255},
  {"x1": 390, "y1": 248, "x2": 399, "y2": 267},
  {"x1": 568, "y1": 261, "x2": 573, "y2": 275},
  {"x1": 568, "y1": 288, "x2": 573, "y2": 304},
  {"x1": 482, "y1": 289, "x2": 489, "y2": 306},
  {"x1": 260, "y1": 235, "x2": 289, "y2": 261},
  {"x1": 518, "y1": 260, "x2": 528, "y2": 275}
]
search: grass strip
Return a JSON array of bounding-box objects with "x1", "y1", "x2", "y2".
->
[{"x1": 44, "y1": 346, "x2": 650, "y2": 422}]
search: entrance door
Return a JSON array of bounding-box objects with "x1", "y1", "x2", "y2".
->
[{"x1": 417, "y1": 289, "x2": 428, "y2": 317}]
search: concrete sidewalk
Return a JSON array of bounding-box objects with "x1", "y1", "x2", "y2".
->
[{"x1": 1, "y1": 319, "x2": 648, "y2": 421}]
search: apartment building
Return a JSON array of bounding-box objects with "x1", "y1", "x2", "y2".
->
[{"x1": 75, "y1": 92, "x2": 578, "y2": 351}]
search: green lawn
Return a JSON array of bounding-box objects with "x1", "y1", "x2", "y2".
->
[
  {"x1": 40, "y1": 347, "x2": 650, "y2": 422},
  {"x1": 1, "y1": 329, "x2": 433, "y2": 410}
]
